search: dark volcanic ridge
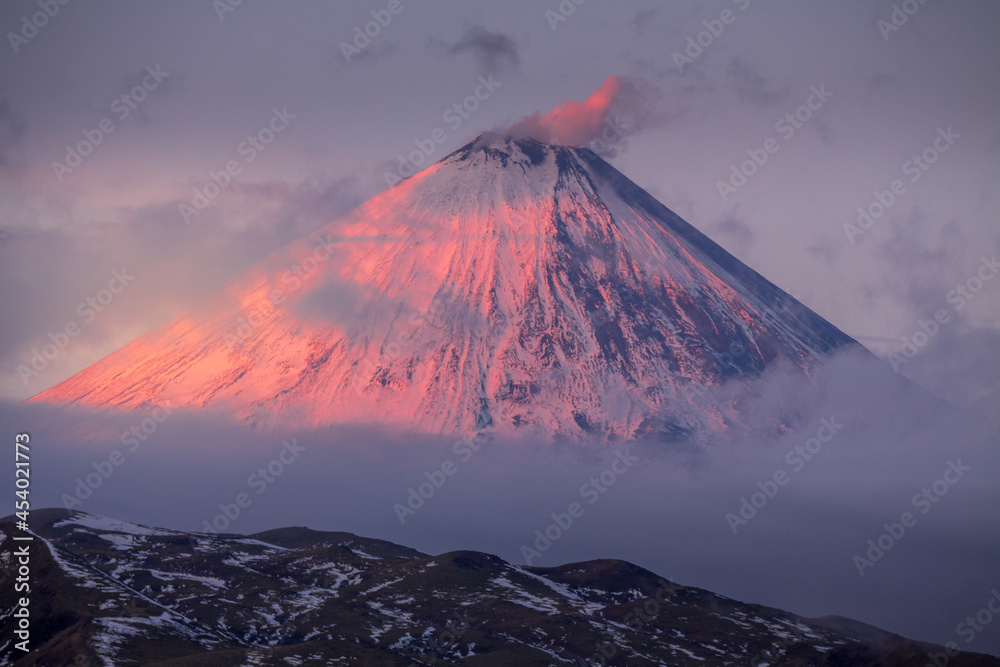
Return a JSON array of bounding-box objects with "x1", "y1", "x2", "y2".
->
[{"x1": 3, "y1": 509, "x2": 997, "y2": 666}]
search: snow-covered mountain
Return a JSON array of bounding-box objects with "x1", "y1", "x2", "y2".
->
[
  {"x1": 30, "y1": 134, "x2": 861, "y2": 439},
  {"x1": 7, "y1": 510, "x2": 998, "y2": 666}
]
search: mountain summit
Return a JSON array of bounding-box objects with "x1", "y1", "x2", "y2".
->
[{"x1": 30, "y1": 135, "x2": 860, "y2": 438}]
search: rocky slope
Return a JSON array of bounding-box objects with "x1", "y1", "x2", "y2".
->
[{"x1": 2, "y1": 510, "x2": 997, "y2": 666}]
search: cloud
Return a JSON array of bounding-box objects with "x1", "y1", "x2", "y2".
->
[
  {"x1": 866, "y1": 72, "x2": 895, "y2": 90},
  {"x1": 631, "y1": 7, "x2": 660, "y2": 34},
  {"x1": 115, "y1": 66, "x2": 176, "y2": 125},
  {"x1": 444, "y1": 26, "x2": 520, "y2": 73},
  {"x1": 507, "y1": 75, "x2": 664, "y2": 155},
  {"x1": 892, "y1": 324, "x2": 1000, "y2": 406},
  {"x1": 878, "y1": 211, "x2": 969, "y2": 316},
  {"x1": 726, "y1": 59, "x2": 787, "y2": 107},
  {"x1": 714, "y1": 215, "x2": 756, "y2": 254}
]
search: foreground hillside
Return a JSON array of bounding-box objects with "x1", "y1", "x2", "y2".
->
[{"x1": 2, "y1": 509, "x2": 997, "y2": 666}]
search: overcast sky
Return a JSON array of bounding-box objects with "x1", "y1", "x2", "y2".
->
[{"x1": 2, "y1": 0, "x2": 999, "y2": 657}]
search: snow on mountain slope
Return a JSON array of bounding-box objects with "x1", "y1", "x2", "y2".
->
[
  {"x1": 9, "y1": 510, "x2": 997, "y2": 666},
  {"x1": 29, "y1": 134, "x2": 861, "y2": 439}
]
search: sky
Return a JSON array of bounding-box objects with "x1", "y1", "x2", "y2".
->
[{"x1": 1, "y1": 0, "x2": 999, "y2": 658}]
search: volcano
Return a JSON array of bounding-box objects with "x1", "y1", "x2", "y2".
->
[{"x1": 30, "y1": 134, "x2": 862, "y2": 439}]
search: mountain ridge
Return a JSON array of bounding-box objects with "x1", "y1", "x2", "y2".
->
[{"x1": 4, "y1": 509, "x2": 998, "y2": 666}]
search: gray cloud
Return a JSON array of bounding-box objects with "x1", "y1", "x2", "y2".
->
[
  {"x1": 892, "y1": 323, "x2": 1000, "y2": 406},
  {"x1": 878, "y1": 211, "x2": 969, "y2": 315},
  {"x1": 444, "y1": 26, "x2": 520, "y2": 73},
  {"x1": 631, "y1": 7, "x2": 660, "y2": 34},
  {"x1": 726, "y1": 58, "x2": 788, "y2": 108},
  {"x1": 866, "y1": 72, "x2": 895, "y2": 90},
  {"x1": 114, "y1": 65, "x2": 177, "y2": 125},
  {"x1": 713, "y1": 215, "x2": 756, "y2": 254}
]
